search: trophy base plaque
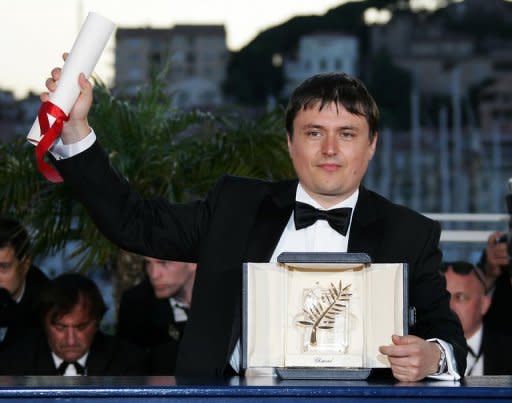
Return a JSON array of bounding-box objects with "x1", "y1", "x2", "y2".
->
[{"x1": 276, "y1": 367, "x2": 372, "y2": 380}]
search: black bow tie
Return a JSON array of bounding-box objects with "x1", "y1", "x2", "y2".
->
[
  {"x1": 294, "y1": 201, "x2": 352, "y2": 236},
  {"x1": 57, "y1": 361, "x2": 86, "y2": 375}
]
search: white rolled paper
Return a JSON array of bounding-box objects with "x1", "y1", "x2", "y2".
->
[{"x1": 27, "y1": 12, "x2": 116, "y2": 145}]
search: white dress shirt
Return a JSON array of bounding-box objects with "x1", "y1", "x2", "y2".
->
[
  {"x1": 52, "y1": 352, "x2": 88, "y2": 376},
  {"x1": 465, "y1": 326, "x2": 484, "y2": 376},
  {"x1": 170, "y1": 297, "x2": 190, "y2": 323}
]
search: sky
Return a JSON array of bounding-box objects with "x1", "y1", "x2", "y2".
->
[{"x1": 0, "y1": 0, "x2": 363, "y2": 99}]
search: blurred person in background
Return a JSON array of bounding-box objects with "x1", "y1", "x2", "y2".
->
[
  {"x1": 0, "y1": 217, "x2": 48, "y2": 351},
  {"x1": 118, "y1": 257, "x2": 196, "y2": 374},
  {"x1": 0, "y1": 272, "x2": 148, "y2": 375},
  {"x1": 442, "y1": 261, "x2": 512, "y2": 375}
]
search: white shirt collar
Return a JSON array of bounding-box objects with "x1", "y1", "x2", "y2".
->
[
  {"x1": 14, "y1": 280, "x2": 26, "y2": 304},
  {"x1": 466, "y1": 325, "x2": 483, "y2": 355},
  {"x1": 296, "y1": 183, "x2": 359, "y2": 210},
  {"x1": 52, "y1": 351, "x2": 88, "y2": 372},
  {"x1": 169, "y1": 297, "x2": 189, "y2": 322}
]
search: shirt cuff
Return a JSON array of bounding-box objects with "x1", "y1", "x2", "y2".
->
[
  {"x1": 49, "y1": 129, "x2": 96, "y2": 160},
  {"x1": 426, "y1": 338, "x2": 461, "y2": 381}
]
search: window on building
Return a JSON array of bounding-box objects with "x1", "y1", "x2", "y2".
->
[
  {"x1": 335, "y1": 59, "x2": 343, "y2": 71},
  {"x1": 186, "y1": 52, "x2": 196, "y2": 64},
  {"x1": 151, "y1": 52, "x2": 162, "y2": 65},
  {"x1": 177, "y1": 91, "x2": 189, "y2": 106},
  {"x1": 201, "y1": 90, "x2": 217, "y2": 102},
  {"x1": 319, "y1": 59, "x2": 327, "y2": 71},
  {"x1": 494, "y1": 61, "x2": 512, "y2": 72}
]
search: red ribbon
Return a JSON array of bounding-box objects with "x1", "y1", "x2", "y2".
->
[{"x1": 35, "y1": 101, "x2": 69, "y2": 183}]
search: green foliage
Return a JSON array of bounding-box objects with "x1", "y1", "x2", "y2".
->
[{"x1": 0, "y1": 78, "x2": 293, "y2": 271}]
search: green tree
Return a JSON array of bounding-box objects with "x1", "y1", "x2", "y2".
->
[{"x1": 0, "y1": 79, "x2": 294, "y2": 299}]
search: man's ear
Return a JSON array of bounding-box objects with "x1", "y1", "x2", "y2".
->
[
  {"x1": 369, "y1": 132, "x2": 378, "y2": 160},
  {"x1": 287, "y1": 132, "x2": 293, "y2": 154},
  {"x1": 19, "y1": 256, "x2": 31, "y2": 278},
  {"x1": 481, "y1": 293, "x2": 492, "y2": 316}
]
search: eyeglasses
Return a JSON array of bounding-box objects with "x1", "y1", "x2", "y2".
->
[{"x1": 440, "y1": 261, "x2": 488, "y2": 292}]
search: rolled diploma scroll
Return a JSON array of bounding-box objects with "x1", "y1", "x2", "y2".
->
[{"x1": 26, "y1": 12, "x2": 115, "y2": 145}]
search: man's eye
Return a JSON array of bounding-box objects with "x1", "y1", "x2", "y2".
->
[
  {"x1": 455, "y1": 294, "x2": 468, "y2": 302},
  {"x1": 0, "y1": 263, "x2": 11, "y2": 271},
  {"x1": 341, "y1": 131, "x2": 355, "y2": 138},
  {"x1": 307, "y1": 131, "x2": 321, "y2": 137}
]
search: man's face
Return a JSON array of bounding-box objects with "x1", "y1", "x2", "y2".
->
[
  {"x1": 445, "y1": 267, "x2": 491, "y2": 339},
  {"x1": 145, "y1": 258, "x2": 195, "y2": 299},
  {"x1": 0, "y1": 246, "x2": 30, "y2": 300},
  {"x1": 288, "y1": 102, "x2": 377, "y2": 208},
  {"x1": 45, "y1": 302, "x2": 98, "y2": 362}
]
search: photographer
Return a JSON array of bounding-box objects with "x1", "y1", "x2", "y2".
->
[{"x1": 477, "y1": 231, "x2": 512, "y2": 334}]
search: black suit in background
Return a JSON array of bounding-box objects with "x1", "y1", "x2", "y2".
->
[
  {"x1": 482, "y1": 327, "x2": 512, "y2": 375},
  {"x1": 55, "y1": 141, "x2": 467, "y2": 377},
  {"x1": 484, "y1": 272, "x2": 512, "y2": 334},
  {"x1": 118, "y1": 278, "x2": 182, "y2": 374},
  {"x1": 0, "y1": 265, "x2": 48, "y2": 351},
  {"x1": 477, "y1": 253, "x2": 512, "y2": 334},
  {"x1": 0, "y1": 329, "x2": 149, "y2": 376}
]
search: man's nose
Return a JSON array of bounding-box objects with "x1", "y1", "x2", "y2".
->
[
  {"x1": 147, "y1": 264, "x2": 162, "y2": 279},
  {"x1": 321, "y1": 134, "x2": 338, "y2": 156},
  {"x1": 65, "y1": 328, "x2": 78, "y2": 345}
]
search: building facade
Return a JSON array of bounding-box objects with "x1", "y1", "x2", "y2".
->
[
  {"x1": 282, "y1": 33, "x2": 359, "y2": 97},
  {"x1": 115, "y1": 25, "x2": 228, "y2": 109}
]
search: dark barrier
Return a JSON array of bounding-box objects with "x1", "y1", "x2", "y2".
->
[{"x1": 0, "y1": 376, "x2": 511, "y2": 402}]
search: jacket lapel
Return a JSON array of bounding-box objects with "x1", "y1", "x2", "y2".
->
[
  {"x1": 37, "y1": 340, "x2": 60, "y2": 375},
  {"x1": 85, "y1": 332, "x2": 109, "y2": 375},
  {"x1": 348, "y1": 186, "x2": 381, "y2": 261},
  {"x1": 244, "y1": 180, "x2": 297, "y2": 262}
]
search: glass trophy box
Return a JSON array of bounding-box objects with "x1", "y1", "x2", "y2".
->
[{"x1": 242, "y1": 253, "x2": 408, "y2": 379}]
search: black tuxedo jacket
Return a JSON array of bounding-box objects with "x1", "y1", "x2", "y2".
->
[
  {"x1": 0, "y1": 330, "x2": 149, "y2": 375},
  {"x1": 56, "y1": 141, "x2": 466, "y2": 377},
  {"x1": 0, "y1": 265, "x2": 48, "y2": 350},
  {"x1": 482, "y1": 327, "x2": 512, "y2": 375},
  {"x1": 118, "y1": 278, "x2": 181, "y2": 374},
  {"x1": 477, "y1": 252, "x2": 512, "y2": 334}
]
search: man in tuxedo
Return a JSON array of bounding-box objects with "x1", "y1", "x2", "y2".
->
[
  {"x1": 0, "y1": 272, "x2": 148, "y2": 375},
  {"x1": 41, "y1": 68, "x2": 466, "y2": 380},
  {"x1": 0, "y1": 217, "x2": 48, "y2": 350},
  {"x1": 442, "y1": 261, "x2": 512, "y2": 375},
  {"x1": 118, "y1": 258, "x2": 196, "y2": 374}
]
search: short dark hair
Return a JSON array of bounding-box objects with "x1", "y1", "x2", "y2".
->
[
  {"x1": 0, "y1": 217, "x2": 30, "y2": 261},
  {"x1": 39, "y1": 273, "x2": 107, "y2": 324},
  {"x1": 285, "y1": 73, "x2": 379, "y2": 141},
  {"x1": 440, "y1": 261, "x2": 488, "y2": 293}
]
